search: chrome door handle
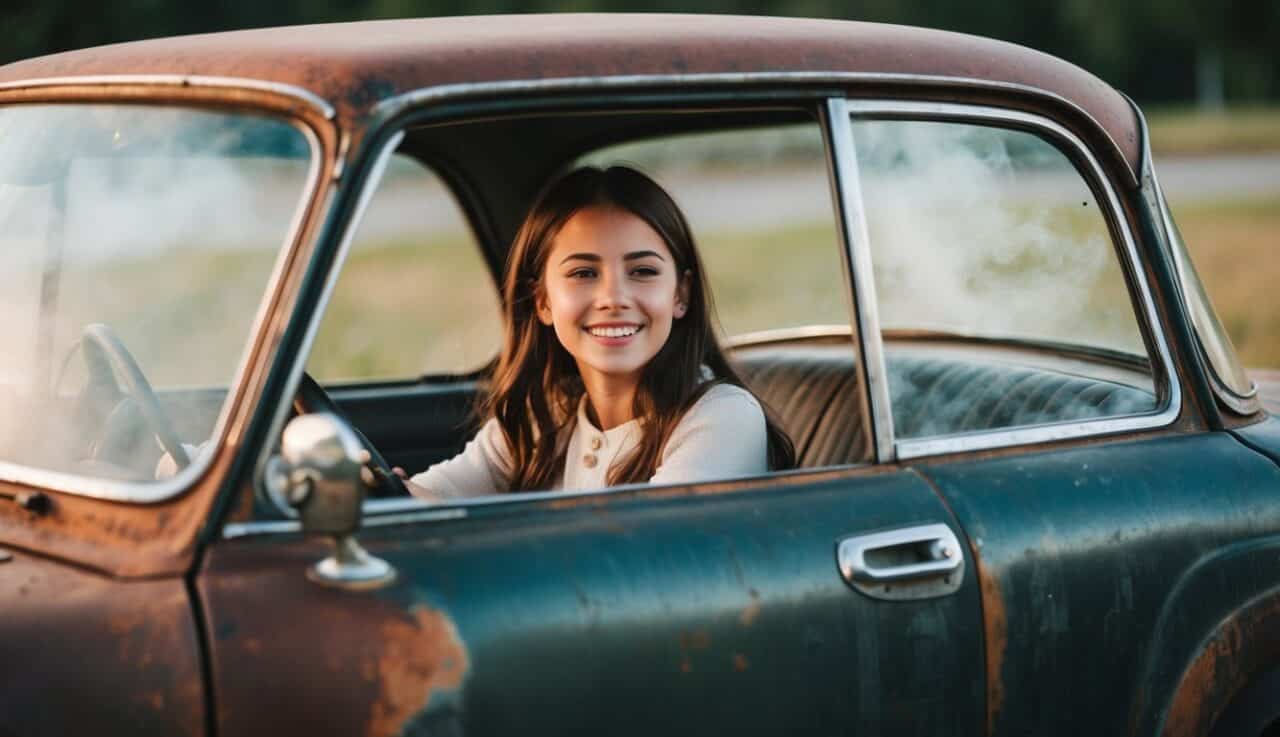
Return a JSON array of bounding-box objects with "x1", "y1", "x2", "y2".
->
[{"x1": 837, "y1": 523, "x2": 965, "y2": 600}]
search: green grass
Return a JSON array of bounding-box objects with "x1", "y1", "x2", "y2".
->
[{"x1": 1167, "y1": 195, "x2": 1280, "y2": 367}]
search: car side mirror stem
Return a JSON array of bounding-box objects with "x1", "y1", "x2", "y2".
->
[{"x1": 265, "y1": 413, "x2": 396, "y2": 590}]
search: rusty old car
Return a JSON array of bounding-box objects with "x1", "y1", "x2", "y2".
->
[{"x1": 1, "y1": 13, "x2": 1278, "y2": 737}]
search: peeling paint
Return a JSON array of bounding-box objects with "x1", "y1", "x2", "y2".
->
[
  {"x1": 974, "y1": 545, "x2": 1007, "y2": 735},
  {"x1": 1161, "y1": 595, "x2": 1280, "y2": 737},
  {"x1": 366, "y1": 606, "x2": 470, "y2": 737}
]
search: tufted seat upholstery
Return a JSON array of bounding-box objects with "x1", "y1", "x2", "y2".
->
[{"x1": 733, "y1": 341, "x2": 1156, "y2": 468}]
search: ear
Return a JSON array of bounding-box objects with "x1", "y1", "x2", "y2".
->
[
  {"x1": 535, "y1": 286, "x2": 554, "y2": 326},
  {"x1": 674, "y1": 269, "x2": 692, "y2": 319}
]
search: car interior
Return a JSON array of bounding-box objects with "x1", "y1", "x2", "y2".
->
[{"x1": 302, "y1": 103, "x2": 1161, "y2": 496}]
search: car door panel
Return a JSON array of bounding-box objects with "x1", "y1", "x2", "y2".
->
[
  {"x1": 201, "y1": 470, "x2": 984, "y2": 736},
  {"x1": 915, "y1": 431, "x2": 1280, "y2": 736},
  {"x1": 0, "y1": 550, "x2": 205, "y2": 737}
]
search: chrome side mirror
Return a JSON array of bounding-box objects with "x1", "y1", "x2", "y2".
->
[{"x1": 265, "y1": 413, "x2": 395, "y2": 589}]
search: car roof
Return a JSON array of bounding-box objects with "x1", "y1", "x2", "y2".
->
[{"x1": 0, "y1": 14, "x2": 1140, "y2": 172}]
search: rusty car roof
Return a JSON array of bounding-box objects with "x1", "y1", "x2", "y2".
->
[{"x1": 0, "y1": 14, "x2": 1140, "y2": 171}]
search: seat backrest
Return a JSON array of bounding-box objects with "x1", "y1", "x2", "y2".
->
[
  {"x1": 733, "y1": 343, "x2": 868, "y2": 468},
  {"x1": 733, "y1": 340, "x2": 1156, "y2": 468}
]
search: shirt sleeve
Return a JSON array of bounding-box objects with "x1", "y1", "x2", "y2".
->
[
  {"x1": 649, "y1": 384, "x2": 769, "y2": 486},
  {"x1": 409, "y1": 417, "x2": 513, "y2": 499}
]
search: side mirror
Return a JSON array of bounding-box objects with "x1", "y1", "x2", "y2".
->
[{"x1": 265, "y1": 413, "x2": 395, "y2": 589}]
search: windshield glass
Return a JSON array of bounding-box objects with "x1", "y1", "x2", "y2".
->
[
  {"x1": 1159, "y1": 189, "x2": 1256, "y2": 403},
  {"x1": 0, "y1": 103, "x2": 313, "y2": 487}
]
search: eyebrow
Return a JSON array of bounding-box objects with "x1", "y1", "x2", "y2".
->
[{"x1": 559, "y1": 250, "x2": 666, "y2": 265}]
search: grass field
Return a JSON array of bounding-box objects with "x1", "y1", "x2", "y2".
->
[
  {"x1": 1148, "y1": 107, "x2": 1280, "y2": 157},
  {"x1": 1168, "y1": 195, "x2": 1280, "y2": 367}
]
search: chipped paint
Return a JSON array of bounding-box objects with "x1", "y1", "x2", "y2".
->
[
  {"x1": 0, "y1": 551, "x2": 205, "y2": 735},
  {"x1": 366, "y1": 606, "x2": 470, "y2": 737},
  {"x1": 974, "y1": 546, "x2": 1007, "y2": 735},
  {"x1": 1160, "y1": 595, "x2": 1280, "y2": 737}
]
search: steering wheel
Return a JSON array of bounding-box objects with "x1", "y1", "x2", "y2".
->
[
  {"x1": 292, "y1": 372, "x2": 409, "y2": 497},
  {"x1": 80, "y1": 323, "x2": 191, "y2": 470}
]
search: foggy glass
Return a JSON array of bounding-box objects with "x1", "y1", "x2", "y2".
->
[
  {"x1": 851, "y1": 119, "x2": 1158, "y2": 439},
  {"x1": 0, "y1": 104, "x2": 312, "y2": 485},
  {"x1": 854, "y1": 119, "x2": 1146, "y2": 354}
]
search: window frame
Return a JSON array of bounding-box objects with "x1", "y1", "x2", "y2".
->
[{"x1": 828, "y1": 98, "x2": 1181, "y2": 462}]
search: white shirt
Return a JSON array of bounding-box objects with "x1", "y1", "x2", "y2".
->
[{"x1": 409, "y1": 383, "x2": 768, "y2": 499}]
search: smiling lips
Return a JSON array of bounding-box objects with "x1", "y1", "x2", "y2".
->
[{"x1": 585, "y1": 323, "x2": 643, "y2": 340}]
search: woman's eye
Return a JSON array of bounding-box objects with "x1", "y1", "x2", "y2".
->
[
  {"x1": 567, "y1": 268, "x2": 596, "y2": 279},
  {"x1": 631, "y1": 266, "x2": 660, "y2": 277}
]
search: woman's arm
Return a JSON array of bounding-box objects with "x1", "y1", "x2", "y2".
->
[
  {"x1": 406, "y1": 417, "x2": 513, "y2": 500},
  {"x1": 648, "y1": 384, "x2": 769, "y2": 485}
]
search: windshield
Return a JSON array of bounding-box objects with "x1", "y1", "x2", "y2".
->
[
  {"x1": 1158, "y1": 187, "x2": 1257, "y2": 406},
  {"x1": 0, "y1": 103, "x2": 313, "y2": 488}
]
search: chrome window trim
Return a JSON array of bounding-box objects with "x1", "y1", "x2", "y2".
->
[
  {"x1": 723, "y1": 325, "x2": 856, "y2": 348},
  {"x1": 836, "y1": 99, "x2": 1181, "y2": 460},
  {"x1": 0, "y1": 75, "x2": 335, "y2": 120},
  {"x1": 223, "y1": 506, "x2": 467, "y2": 539},
  {"x1": 826, "y1": 98, "x2": 896, "y2": 463},
  {"x1": 0, "y1": 107, "x2": 324, "y2": 504},
  {"x1": 370, "y1": 71, "x2": 1135, "y2": 186},
  {"x1": 255, "y1": 130, "x2": 406, "y2": 519}
]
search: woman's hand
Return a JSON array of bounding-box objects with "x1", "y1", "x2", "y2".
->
[{"x1": 394, "y1": 466, "x2": 443, "y2": 501}]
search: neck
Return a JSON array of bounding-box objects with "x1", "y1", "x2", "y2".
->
[{"x1": 581, "y1": 371, "x2": 640, "y2": 430}]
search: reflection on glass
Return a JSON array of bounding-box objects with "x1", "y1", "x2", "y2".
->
[{"x1": 0, "y1": 104, "x2": 312, "y2": 484}]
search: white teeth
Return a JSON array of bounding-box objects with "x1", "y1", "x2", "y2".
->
[{"x1": 588, "y1": 325, "x2": 640, "y2": 338}]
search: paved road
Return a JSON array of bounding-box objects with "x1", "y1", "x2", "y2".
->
[
  {"x1": 356, "y1": 153, "x2": 1280, "y2": 242},
  {"x1": 1156, "y1": 153, "x2": 1280, "y2": 203}
]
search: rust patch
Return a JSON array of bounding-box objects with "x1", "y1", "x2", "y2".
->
[
  {"x1": 1162, "y1": 622, "x2": 1241, "y2": 737},
  {"x1": 970, "y1": 539, "x2": 1007, "y2": 736},
  {"x1": 677, "y1": 629, "x2": 712, "y2": 675},
  {"x1": 733, "y1": 653, "x2": 750, "y2": 672},
  {"x1": 365, "y1": 605, "x2": 470, "y2": 737},
  {"x1": 1160, "y1": 595, "x2": 1280, "y2": 737}
]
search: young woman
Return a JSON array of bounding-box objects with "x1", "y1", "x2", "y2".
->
[{"x1": 404, "y1": 165, "x2": 793, "y2": 499}]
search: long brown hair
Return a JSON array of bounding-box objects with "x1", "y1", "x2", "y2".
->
[{"x1": 484, "y1": 165, "x2": 794, "y2": 490}]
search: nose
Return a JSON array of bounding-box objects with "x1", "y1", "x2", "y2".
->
[{"x1": 593, "y1": 268, "x2": 632, "y2": 311}]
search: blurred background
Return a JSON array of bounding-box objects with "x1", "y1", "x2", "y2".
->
[{"x1": 4, "y1": 1, "x2": 1279, "y2": 366}]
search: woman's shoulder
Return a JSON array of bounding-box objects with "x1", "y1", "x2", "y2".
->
[{"x1": 684, "y1": 382, "x2": 765, "y2": 424}]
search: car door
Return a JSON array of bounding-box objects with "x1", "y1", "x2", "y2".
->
[
  {"x1": 199, "y1": 466, "x2": 985, "y2": 736},
  {"x1": 197, "y1": 99, "x2": 986, "y2": 737}
]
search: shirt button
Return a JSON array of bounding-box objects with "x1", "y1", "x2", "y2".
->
[
  {"x1": 590, "y1": 436, "x2": 603, "y2": 451},
  {"x1": 583, "y1": 453, "x2": 598, "y2": 469}
]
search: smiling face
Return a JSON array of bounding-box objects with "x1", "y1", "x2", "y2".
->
[{"x1": 537, "y1": 205, "x2": 689, "y2": 389}]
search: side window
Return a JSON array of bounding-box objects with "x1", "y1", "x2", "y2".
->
[
  {"x1": 848, "y1": 119, "x2": 1160, "y2": 440},
  {"x1": 581, "y1": 124, "x2": 848, "y2": 337},
  {"x1": 308, "y1": 154, "x2": 502, "y2": 382},
  {"x1": 582, "y1": 121, "x2": 874, "y2": 468}
]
